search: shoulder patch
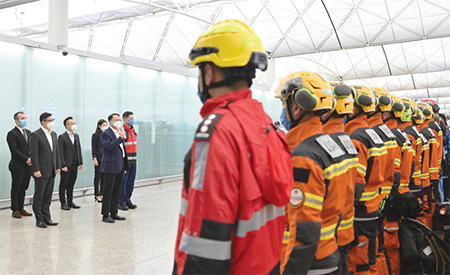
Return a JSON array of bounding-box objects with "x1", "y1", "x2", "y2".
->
[
  {"x1": 365, "y1": 128, "x2": 384, "y2": 145},
  {"x1": 379, "y1": 124, "x2": 396, "y2": 139},
  {"x1": 337, "y1": 135, "x2": 358, "y2": 155},
  {"x1": 289, "y1": 187, "x2": 304, "y2": 208},
  {"x1": 195, "y1": 113, "x2": 223, "y2": 141},
  {"x1": 315, "y1": 135, "x2": 345, "y2": 159},
  {"x1": 293, "y1": 167, "x2": 310, "y2": 183}
]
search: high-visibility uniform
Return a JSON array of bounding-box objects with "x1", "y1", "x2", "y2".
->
[
  {"x1": 384, "y1": 119, "x2": 415, "y2": 275},
  {"x1": 367, "y1": 113, "x2": 397, "y2": 275},
  {"x1": 281, "y1": 116, "x2": 348, "y2": 275},
  {"x1": 323, "y1": 116, "x2": 359, "y2": 274},
  {"x1": 344, "y1": 114, "x2": 388, "y2": 275},
  {"x1": 402, "y1": 122, "x2": 423, "y2": 195},
  {"x1": 173, "y1": 89, "x2": 293, "y2": 274},
  {"x1": 418, "y1": 124, "x2": 435, "y2": 229}
]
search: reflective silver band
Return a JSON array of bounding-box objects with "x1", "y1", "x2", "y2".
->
[
  {"x1": 354, "y1": 216, "x2": 379, "y2": 221},
  {"x1": 125, "y1": 141, "x2": 137, "y2": 145},
  {"x1": 180, "y1": 198, "x2": 188, "y2": 216},
  {"x1": 307, "y1": 266, "x2": 339, "y2": 275},
  {"x1": 179, "y1": 232, "x2": 232, "y2": 261},
  {"x1": 192, "y1": 142, "x2": 209, "y2": 191},
  {"x1": 236, "y1": 204, "x2": 285, "y2": 238}
]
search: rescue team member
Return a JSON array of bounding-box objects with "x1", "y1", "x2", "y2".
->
[
  {"x1": 344, "y1": 85, "x2": 387, "y2": 275},
  {"x1": 401, "y1": 98, "x2": 424, "y2": 198},
  {"x1": 172, "y1": 20, "x2": 293, "y2": 274},
  {"x1": 382, "y1": 96, "x2": 416, "y2": 275},
  {"x1": 322, "y1": 83, "x2": 359, "y2": 275},
  {"x1": 278, "y1": 72, "x2": 347, "y2": 274},
  {"x1": 417, "y1": 102, "x2": 439, "y2": 229},
  {"x1": 366, "y1": 87, "x2": 397, "y2": 275}
]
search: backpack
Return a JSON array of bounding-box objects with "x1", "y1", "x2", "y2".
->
[
  {"x1": 399, "y1": 218, "x2": 450, "y2": 274},
  {"x1": 433, "y1": 202, "x2": 450, "y2": 243}
]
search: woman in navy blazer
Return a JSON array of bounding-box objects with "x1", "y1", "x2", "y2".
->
[{"x1": 100, "y1": 113, "x2": 129, "y2": 223}]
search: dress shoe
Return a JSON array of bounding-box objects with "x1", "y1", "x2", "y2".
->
[
  {"x1": 102, "y1": 216, "x2": 115, "y2": 223},
  {"x1": 44, "y1": 220, "x2": 58, "y2": 226},
  {"x1": 126, "y1": 202, "x2": 137, "y2": 209},
  {"x1": 12, "y1": 210, "x2": 22, "y2": 219},
  {"x1": 70, "y1": 203, "x2": 81, "y2": 209},
  {"x1": 111, "y1": 214, "x2": 126, "y2": 221},
  {"x1": 95, "y1": 196, "x2": 102, "y2": 203},
  {"x1": 20, "y1": 209, "x2": 33, "y2": 216},
  {"x1": 118, "y1": 203, "x2": 129, "y2": 211},
  {"x1": 61, "y1": 204, "x2": 70, "y2": 211},
  {"x1": 36, "y1": 221, "x2": 47, "y2": 228}
]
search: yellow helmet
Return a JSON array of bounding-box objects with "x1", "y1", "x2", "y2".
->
[
  {"x1": 413, "y1": 109, "x2": 425, "y2": 124},
  {"x1": 274, "y1": 72, "x2": 304, "y2": 99},
  {"x1": 350, "y1": 85, "x2": 376, "y2": 113},
  {"x1": 390, "y1": 95, "x2": 405, "y2": 118},
  {"x1": 279, "y1": 71, "x2": 333, "y2": 111},
  {"x1": 371, "y1": 87, "x2": 392, "y2": 112},
  {"x1": 417, "y1": 102, "x2": 434, "y2": 120},
  {"x1": 188, "y1": 19, "x2": 268, "y2": 71},
  {"x1": 332, "y1": 83, "x2": 354, "y2": 115}
]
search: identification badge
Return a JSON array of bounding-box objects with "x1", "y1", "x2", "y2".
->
[
  {"x1": 316, "y1": 135, "x2": 345, "y2": 158},
  {"x1": 365, "y1": 129, "x2": 384, "y2": 145},
  {"x1": 440, "y1": 207, "x2": 447, "y2": 215},
  {"x1": 338, "y1": 135, "x2": 358, "y2": 155},
  {"x1": 379, "y1": 125, "x2": 396, "y2": 139}
]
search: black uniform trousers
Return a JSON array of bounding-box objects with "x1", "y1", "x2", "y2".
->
[
  {"x1": 59, "y1": 163, "x2": 79, "y2": 206},
  {"x1": 10, "y1": 166, "x2": 31, "y2": 211},
  {"x1": 33, "y1": 175, "x2": 55, "y2": 223},
  {"x1": 101, "y1": 161, "x2": 125, "y2": 217},
  {"x1": 93, "y1": 162, "x2": 103, "y2": 196}
]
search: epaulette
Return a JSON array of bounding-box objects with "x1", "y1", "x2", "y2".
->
[{"x1": 195, "y1": 113, "x2": 223, "y2": 141}]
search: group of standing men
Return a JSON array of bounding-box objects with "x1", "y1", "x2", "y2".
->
[
  {"x1": 6, "y1": 111, "x2": 139, "y2": 227},
  {"x1": 172, "y1": 19, "x2": 448, "y2": 275}
]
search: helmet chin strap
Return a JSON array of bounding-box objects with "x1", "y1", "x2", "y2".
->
[{"x1": 199, "y1": 64, "x2": 212, "y2": 103}]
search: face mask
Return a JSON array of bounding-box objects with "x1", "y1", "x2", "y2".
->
[
  {"x1": 280, "y1": 107, "x2": 292, "y2": 131},
  {"x1": 128, "y1": 119, "x2": 134, "y2": 126},
  {"x1": 101, "y1": 126, "x2": 108, "y2": 132},
  {"x1": 343, "y1": 116, "x2": 348, "y2": 124},
  {"x1": 19, "y1": 120, "x2": 27, "y2": 127},
  {"x1": 71, "y1": 124, "x2": 78, "y2": 131},
  {"x1": 113, "y1": 121, "x2": 122, "y2": 129},
  {"x1": 47, "y1": 121, "x2": 55, "y2": 130}
]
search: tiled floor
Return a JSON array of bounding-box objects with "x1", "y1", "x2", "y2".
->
[{"x1": 0, "y1": 181, "x2": 182, "y2": 275}]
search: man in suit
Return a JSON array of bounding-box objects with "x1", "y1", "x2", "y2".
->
[
  {"x1": 100, "y1": 113, "x2": 128, "y2": 223},
  {"x1": 7, "y1": 111, "x2": 33, "y2": 219},
  {"x1": 30, "y1": 112, "x2": 61, "y2": 228},
  {"x1": 58, "y1": 116, "x2": 83, "y2": 210}
]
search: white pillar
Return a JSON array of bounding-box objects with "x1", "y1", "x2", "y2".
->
[
  {"x1": 48, "y1": 0, "x2": 68, "y2": 51},
  {"x1": 265, "y1": 58, "x2": 276, "y2": 87}
]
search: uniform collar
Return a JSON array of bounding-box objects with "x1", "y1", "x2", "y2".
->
[
  {"x1": 385, "y1": 119, "x2": 397, "y2": 130},
  {"x1": 344, "y1": 114, "x2": 369, "y2": 135},
  {"x1": 323, "y1": 116, "x2": 344, "y2": 135},
  {"x1": 286, "y1": 115, "x2": 323, "y2": 151},
  {"x1": 398, "y1": 121, "x2": 412, "y2": 130},
  {"x1": 123, "y1": 123, "x2": 133, "y2": 130},
  {"x1": 199, "y1": 88, "x2": 252, "y2": 119},
  {"x1": 367, "y1": 112, "x2": 383, "y2": 127}
]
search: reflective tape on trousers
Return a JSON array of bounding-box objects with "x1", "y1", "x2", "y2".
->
[
  {"x1": 180, "y1": 198, "x2": 187, "y2": 216},
  {"x1": 236, "y1": 204, "x2": 285, "y2": 238},
  {"x1": 179, "y1": 232, "x2": 232, "y2": 261}
]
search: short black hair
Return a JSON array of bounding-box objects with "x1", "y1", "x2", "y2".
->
[
  {"x1": 108, "y1": 113, "x2": 120, "y2": 122},
  {"x1": 13, "y1": 111, "x2": 24, "y2": 120},
  {"x1": 39, "y1": 112, "x2": 52, "y2": 123},
  {"x1": 63, "y1": 116, "x2": 73, "y2": 128},
  {"x1": 123, "y1": 111, "x2": 133, "y2": 119}
]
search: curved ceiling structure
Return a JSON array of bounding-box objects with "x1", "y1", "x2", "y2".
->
[{"x1": 1, "y1": 0, "x2": 450, "y2": 110}]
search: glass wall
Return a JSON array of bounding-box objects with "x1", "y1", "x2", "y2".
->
[{"x1": 0, "y1": 41, "x2": 282, "y2": 199}]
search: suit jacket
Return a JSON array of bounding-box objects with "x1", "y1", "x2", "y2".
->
[
  {"x1": 30, "y1": 128, "x2": 61, "y2": 178},
  {"x1": 91, "y1": 132, "x2": 103, "y2": 162},
  {"x1": 100, "y1": 127, "x2": 129, "y2": 174},
  {"x1": 7, "y1": 127, "x2": 31, "y2": 170},
  {"x1": 58, "y1": 131, "x2": 83, "y2": 168}
]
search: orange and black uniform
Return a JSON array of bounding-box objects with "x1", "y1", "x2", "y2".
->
[
  {"x1": 281, "y1": 116, "x2": 348, "y2": 274},
  {"x1": 344, "y1": 114, "x2": 387, "y2": 275},
  {"x1": 323, "y1": 116, "x2": 359, "y2": 274},
  {"x1": 418, "y1": 126, "x2": 432, "y2": 227},
  {"x1": 426, "y1": 120, "x2": 443, "y2": 223},
  {"x1": 402, "y1": 122, "x2": 423, "y2": 195},
  {"x1": 173, "y1": 89, "x2": 293, "y2": 274}
]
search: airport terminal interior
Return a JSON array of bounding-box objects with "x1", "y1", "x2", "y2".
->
[{"x1": 0, "y1": 0, "x2": 450, "y2": 274}]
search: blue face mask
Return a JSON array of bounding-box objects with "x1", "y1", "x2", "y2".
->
[
  {"x1": 128, "y1": 119, "x2": 134, "y2": 126},
  {"x1": 19, "y1": 120, "x2": 27, "y2": 127},
  {"x1": 343, "y1": 116, "x2": 348, "y2": 124},
  {"x1": 280, "y1": 107, "x2": 292, "y2": 131}
]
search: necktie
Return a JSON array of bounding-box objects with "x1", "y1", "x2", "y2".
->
[{"x1": 23, "y1": 130, "x2": 27, "y2": 142}]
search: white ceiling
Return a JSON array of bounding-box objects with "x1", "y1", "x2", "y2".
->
[{"x1": 1, "y1": 0, "x2": 450, "y2": 109}]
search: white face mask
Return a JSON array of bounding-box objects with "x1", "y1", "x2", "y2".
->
[
  {"x1": 113, "y1": 121, "x2": 122, "y2": 129},
  {"x1": 101, "y1": 126, "x2": 108, "y2": 132},
  {"x1": 71, "y1": 124, "x2": 78, "y2": 131},
  {"x1": 47, "y1": 121, "x2": 55, "y2": 130}
]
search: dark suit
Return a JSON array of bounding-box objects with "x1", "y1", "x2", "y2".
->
[
  {"x1": 58, "y1": 131, "x2": 83, "y2": 206},
  {"x1": 91, "y1": 132, "x2": 103, "y2": 196},
  {"x1": 6, "y1": 127, "x2": 32, "y2": 211},
  {"x1": 30, "y1": 128, "x2": 61, "y2": 223},
  {"x1": 100, "y1": 127, "x2": 129, "y2": 217}
]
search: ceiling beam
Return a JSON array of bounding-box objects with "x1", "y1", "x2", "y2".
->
[{"x1": 0, "y1": 0, "x2": 39, "y2": 9}]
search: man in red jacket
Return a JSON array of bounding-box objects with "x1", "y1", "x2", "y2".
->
[{"x1": 172, "y1": 19, "x2": 293, "y2": 274}]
